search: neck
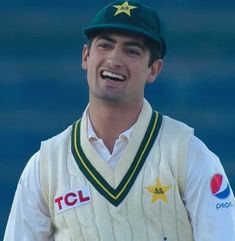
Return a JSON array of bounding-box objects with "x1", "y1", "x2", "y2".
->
[{"x1": 88, "y1": 99, "x2": 143, "y2": 152}]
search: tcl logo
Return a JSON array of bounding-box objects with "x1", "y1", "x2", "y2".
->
[{"x1": 54, "y1": 186, "x2": 91, "y2": 214}]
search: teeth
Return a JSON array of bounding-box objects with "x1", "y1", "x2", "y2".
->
[{"x1": 102, "y1": 71, "x2": 125, "y2": 80}]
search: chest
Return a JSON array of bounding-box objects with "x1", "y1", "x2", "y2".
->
[{"x1": 51, "y1": 149, "x2": 192, "y2": 241}]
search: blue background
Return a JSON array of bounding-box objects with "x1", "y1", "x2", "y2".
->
[{"x1": 1, "y1": 0, "x2": 235, "y2": 238}]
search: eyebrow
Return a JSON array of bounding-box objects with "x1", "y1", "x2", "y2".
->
[{"x1": 96, "y1": 33, "x2": 146, "y2": 51}]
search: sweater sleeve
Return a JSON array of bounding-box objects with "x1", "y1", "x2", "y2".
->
[
  {"x1": 184, "y1": 135, "x2": 235, "y2": 241},
  {"x1": 3, "y1": 152, "x2": 54, "y2": 241}
]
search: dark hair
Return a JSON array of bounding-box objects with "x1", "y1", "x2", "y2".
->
[
  {"x1": 86, "y1": 30, "x2": 163, "y2": 67},
  {"x1": 144, "y1": 38, "x2": 162, "y2": 66}
]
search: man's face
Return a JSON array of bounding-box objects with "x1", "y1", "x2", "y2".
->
[{"x1": 82, "y1": 31, "x2": 162, "y2": 106}]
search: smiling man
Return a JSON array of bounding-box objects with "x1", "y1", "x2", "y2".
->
[
  {"x1": 4, "y1": 1, "x2": 235, "y2": 241},
  {"x1": 82, "y1": 30, "x2": 163, "y2": 152}
]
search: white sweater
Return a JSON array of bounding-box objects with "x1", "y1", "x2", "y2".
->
[{"x1": 40, "y1": 100, "x2": 194, "y2": 241}]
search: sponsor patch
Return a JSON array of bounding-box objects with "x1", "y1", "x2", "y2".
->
[
  {"x1": 211, "y1": 174, "x2": 230, "y2": 199},
  {"x1": 54, "y1": 186, "x2": 91, "y2": 214},
  {"x1": 210, "y1": 174, "x2": 233, "y2": 210}
]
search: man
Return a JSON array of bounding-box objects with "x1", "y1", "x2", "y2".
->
[{"x1": 4, "y1": 1, "x2": 235, "y2": 240}]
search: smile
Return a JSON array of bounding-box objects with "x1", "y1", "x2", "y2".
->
[{"x1": 101, "y1": 70, "x2": 126, "y2": 81}]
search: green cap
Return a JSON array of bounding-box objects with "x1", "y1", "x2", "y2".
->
[{"x1": 84, "y1": 0, "x2": 166, "y2": 58}]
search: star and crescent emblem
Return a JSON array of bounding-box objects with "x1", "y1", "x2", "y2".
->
[
  {"x1": 113, "y1": 1, "x2": 138, "y2": 17},
  {"x1": 145, "y1": 178, "x2": 172, "y2": 203}
]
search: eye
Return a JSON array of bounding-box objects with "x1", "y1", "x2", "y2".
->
[
  {"x1": 97, "y1": 41, "x2": 112, "y2": 50},
  {"x1": 125, "y1": 48, "x2": 141, "y2": 57}
]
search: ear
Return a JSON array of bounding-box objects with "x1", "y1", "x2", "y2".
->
[
  {"x1": 82, "y1": 44, "x2": 89, "y2": 70},
  {"x1": 146, "y1": 59, "x2": 163, "y2": 83}
]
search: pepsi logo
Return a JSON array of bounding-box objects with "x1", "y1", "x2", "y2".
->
[{"x1": 211, "y1": 174, "x2": 230, "y2": 199}]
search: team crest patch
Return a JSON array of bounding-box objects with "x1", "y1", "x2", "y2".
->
[
  {"x1": 145, "y1": 178, "x2": 172, "y2": 203},
  {"x1": 113, "y1": 1, "x2": 138, "y2": 17},
  {"x1": 54, "y1": 186, "x2": 91, "y2": 214}
]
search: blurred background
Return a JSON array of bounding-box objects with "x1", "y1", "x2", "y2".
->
[{"x1": 1, "y1": 0, "x2": 234, "y2": 238}]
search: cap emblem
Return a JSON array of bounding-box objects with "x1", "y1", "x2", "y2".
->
[{"x1": 113, "y1": 1, "x2": 138, "y2": 17}]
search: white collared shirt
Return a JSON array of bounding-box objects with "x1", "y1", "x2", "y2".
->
[{"x1": 87, "y1": 112, "x2": 133, "y2": 169}]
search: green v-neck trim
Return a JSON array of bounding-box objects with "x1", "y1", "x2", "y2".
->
[{"x1": 71, "y1": 111, "x2": 162, "y2": 206}]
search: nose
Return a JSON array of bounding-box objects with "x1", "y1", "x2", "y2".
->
[{"x1": 105, "y1": 48, "x2": 123, "y2": 68}]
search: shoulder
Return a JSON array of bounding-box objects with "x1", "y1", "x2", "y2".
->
[
  {"x1": 39, "y1": 124, "x2": 74, "y2": 173},
  {"x1": 184, "y1": 134, "x2": 232, "y2": 202},
  {"x1": 161, "y1": 114, "x2": 194, "y2": 134},
  {"x1": 159, "y1": 114, "x2": 194, "y2": 150},
  {"x1": 19, "y1": 151, "x2": 41, "y2": 187},
  {"x1": 38, "y1": 124, "x2": 74, "y2": 176},
  {"x1": 41, "y1": 125, "x2": 73, "y2": 149},
  {"x1": 187, "y1": 135, "x2": 225, "y2": 180}
]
